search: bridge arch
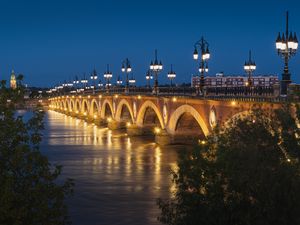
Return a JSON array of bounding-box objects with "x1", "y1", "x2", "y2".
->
[
  {"x1": 62, "y1": 100, "x2": 66, "y2": 109},
  {"x1": 75, "y1": 99, "x2": 81, "y2": 112},
  {"x1": 101, "y1": 99, "x2": 114, "y2": 119},
  {"x1": 65, "y1": 100, "x2": 70, "y2": 111},
  {"x1": 90, "y1": 99, "x2": 100, "y2": 116},
  {"x1": 59, "y1": 101, "x2": 63, "y2": 110},
  {"x1": 136, "y1": 100, "x2": 165, "y2": 129},
  {"x1": 81, "y1": 99, "x2": 89, "y2": 114},
  {"x1": 115, "y1": 99, "x2": 134, "y2": 123},
  {"x1": 168, "y1": 104, "x2": 209, "y2": 137},
  {"x1": 70, "y1": 99, "x2": 75, "y2": 111}
]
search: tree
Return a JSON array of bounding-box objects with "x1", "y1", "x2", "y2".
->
[
  {"x1": 158, "y1": 105, "x2": 300, "y2": 225},
  {"x1": 0, "y1": 80, "x2": 6, "y2": 89},
  {"x1": 16, "y1": 74, "x2": 24, "y2": 87},
  {"x1": 0, "y1": 81, "x2": 74, "y2": 225}
]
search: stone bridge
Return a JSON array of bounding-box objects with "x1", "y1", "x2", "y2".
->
[{"x1": 48, "y1": 94, "x2": 280, "y2": 144}]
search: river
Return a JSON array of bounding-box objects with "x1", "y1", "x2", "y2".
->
[{"x1": 40, "y1": 110, "x2": 186, "y2": 225}]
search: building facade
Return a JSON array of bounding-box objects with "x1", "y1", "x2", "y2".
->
[{"x1": 191, "y1": 73, "x2": 279, "y2": 88}]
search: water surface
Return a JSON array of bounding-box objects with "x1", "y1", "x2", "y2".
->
[{"x1": 41, "y1": 111, "x2": 184, "y2": 225}]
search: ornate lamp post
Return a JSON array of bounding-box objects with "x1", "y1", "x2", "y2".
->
[
  {"x1": 67, "y1": 81, "x2": 73, "y2": 87},
  {"x1": 193, "y1": 37, "x2": 210, "y2": 95},
  {"x1": 103, "y1": 64, "x2": 113, "y2": 93},
  {"x1": 244, "y1": 51, "x2": 256, "y2": 87},
  {"x1": 129, "y1": 74, "x2": 136, "y2": 88},
  {"x1": 167, "y1": 64, "x2": 176, "y2": 91},
  {"x1": 116, "y1": 75, "x2": 123, "y2": 86},
  {"x1": 81, "y1": 75, "x2": 88, "y2": 92},
  {"x1": 150, "y1": 50, "x2": 163, "y2": 95},
  {"x1": 57, "y1": 83, "x2": 63, "y2": 95},
  {"x1": 73, "y1": 76, "x2": 80, "y2": 92},
  {"x1": 275, "y1": 11, "x2": 298, "y2": 95},
  {"x1": 66, "y1": 80, "x2": 73, "y2": 93},
  {"x1": 62, "y1": 80, "x2": 67, "y2": 88},
  {"x1": 145, "y1": 70, "x2": 153, "y2": 89},
  {"x1": 90, "y1": 69, "x2": 98, "y2": 94},
  {"x1": 121, "y1": 58, "x2": 132, "y2": 93},
  {"x1": 98, "y1": 79, "x2": 103, "y2": 90}
]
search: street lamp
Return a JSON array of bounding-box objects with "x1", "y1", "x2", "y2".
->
[
  {"x1": 244, "y1": 50, "x2": 256, "y2": 87},
  {"x1": 129, "y1": 74, "x2": 136, "y2": 87},
  {"x1": 117, "y1": 75, "x2": 123, "y2": 86},
  {"x1": 121, "y1": 58, "x2": 132, "y2": 93},
  {"x1": 90, "y1": 69, "x2": 98, "y2": 94},
  {"x1": 98, "y1": 79, "x2": 103, "y2": 90},
  {"x1": 73, "y1": 76, "x2": 80, "y2": 85},
  {"x1": 145, "y1": 70, "x2": 153, "y2": 89},
  {"x1": 167, "y1": 64, "x2": 176, "y2": 88},
  {"x1": 62, "y1": 80, "x2": 66, "y2": 88},
  {"x1": 193, "y1": 37, "x2": 210, "y2": 95},
  {"x1": 275, "y1": 11, "x2": 298, "y2": 95},
  {"x1": 81, "y1": 75, "x2": 88, "y2": 91},
  {"x1": 73, "y1": 76, "x2": 80, "y2": 92},
  {"x1": 103, "y1": 64, "x2": 113, "y2": 93},
  {"x1": 67, "y1": 81, "x2": 73, "y2": 87},
  {"x1": 150, "y1": 50, "x2": 163, "y2": 95}
]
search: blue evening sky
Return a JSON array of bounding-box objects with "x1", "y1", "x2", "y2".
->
[{"x1": 0, "y1": 0, "x2": 299, "y2": 87}]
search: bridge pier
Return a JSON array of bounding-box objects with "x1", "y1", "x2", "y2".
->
[
  {"x1": 126, "y1": 123, "x2": 159, "y2": 136},
  {"x1": 126, "y1": 124, "x2": 143, "y2": 136},
  {"x1": 155, "y1": 129, "x2": 172, "y2": 146},
  {"x1": 94, "y1": 118, "x2": 107, "y2": 127},
  {"x1": 171, "y1": 134, "x2": 204, "y2": 145},
  {"x1": 107, "y1": 120, "x2": 125, "y2": 130}
]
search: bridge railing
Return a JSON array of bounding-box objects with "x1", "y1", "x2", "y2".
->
[
  {"x1": 205, "y1": 86, "x2": 276, "y2": 97},
  {"x1": 205, "y1": 95, "x2": 287, "y2": 103},
  {"x1": 81, "y1": 86, "x2": 278, "y2": 97},
  {"x1": 51, "y1": 85, "x2": 296, "y2": 102},
  {"x1": 82, "y1": 87, "x2": 198, "y2": 96}
]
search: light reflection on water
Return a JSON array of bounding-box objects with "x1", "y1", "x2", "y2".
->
[{"x1": 40, "y1": 111, "x2": 185, "y2": 225}]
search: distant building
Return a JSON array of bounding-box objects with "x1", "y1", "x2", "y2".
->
[
  {"x1": 10, "y1": 70, "x2": 17, "y2": 89},
  {"x1": 191, "y1": 72, "x2": 279, "y2": 88}
]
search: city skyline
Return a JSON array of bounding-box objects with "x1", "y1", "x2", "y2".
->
[{"x1": 0, "y1": 0, "x2": 300, "y2": 87}]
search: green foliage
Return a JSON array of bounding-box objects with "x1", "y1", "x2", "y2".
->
[
  {"x1": 158, "y1": 104, "x2": 300, "y2": 225},
  {"x1": 0, "y1": 77, "x2": 25, "y2": 106},
  {"x1": 0, "y1": 83, "x2": 74, "y2": 225}
]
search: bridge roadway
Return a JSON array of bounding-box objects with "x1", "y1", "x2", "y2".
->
[{"x1": 48, "y1": 93, "x2": 281, "y2": 145}]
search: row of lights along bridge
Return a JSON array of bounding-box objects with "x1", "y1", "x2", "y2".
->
[
  {"x1": 49, "y1": 11, "x2": 298, "y2": 96},
  {"x1": 52, "y1": 49, "x2": 174, "y2": 96}
]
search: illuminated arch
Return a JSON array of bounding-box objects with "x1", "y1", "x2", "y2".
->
[
  {"x1": 59, "y1": 101, "x2": 63, "y2": 110},
  {"x1": 81, "y1": 99, "x2": 89, "y2": 114},
  {"x1": 70, "y1": 99, "x2": 75, "y2": 111},
  {"x1": 168, "y1": 104, "x2": 209, "y2": 137},
  {"x1": 101, "y1": 99, "x2": 114, "y2": 119},
  {"x1": 62, "y1": 100, "x2": 67, "y2": 109},
  {"x1": 115, "y1": 99, "x2": 134, "y2": 122},
  {"x1": 136, "y1": 100, "x2": 165, "y2": 129},
  {"x1": 75, "y1": 99, "x2": 81, "y2": 112},
  {"x1": 90, "y1": 99, "x2": 100, "y2": 116},
  {"x1": 65, "y1": 100, "x2": 70, "y2": 111}
]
